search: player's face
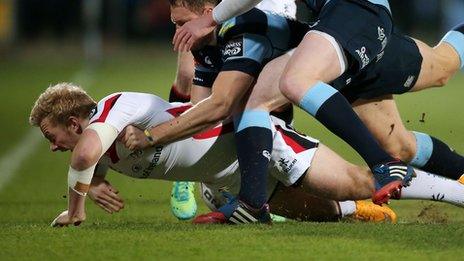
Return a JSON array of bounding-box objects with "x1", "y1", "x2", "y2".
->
[
  {"x1": 170, "y1": 5, "x2": 215, "y2": 50},
  {"x1": 40, "y1": 117, "x2": 81, "y2": 152}
]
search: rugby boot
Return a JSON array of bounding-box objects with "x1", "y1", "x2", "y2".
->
[
  {"x1": 171, "y1": 181, "x2": 197, "y2": 220},
  {"x1": 227, "y1": 200, "x2": 272, "y2": 224},
  {"x1": 270, "y1": 214, "x2": 287, "y2": 222},
  {"x1": 352, "y1": 200, "x2": 397, "y2": 223},
  {"x1": 372, "y1": 159, "x2": 416, "y2": 205},
  {"x1": 193, "y1": 199, "x2": 272, "y2": 225},
  {"x1": 458, "y1": 174, "x2": 464, "y2": 185},
  {"x1": 193, "y1": 211, "x2": 227, "y2": 224}
]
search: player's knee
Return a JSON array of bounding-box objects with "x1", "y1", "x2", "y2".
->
[
  {"x1": 279, "y1": 74, "x2": 303, "y2": 103},
  {"x1": 434, "y1": 72, "x2": 452, "y2": 87}
]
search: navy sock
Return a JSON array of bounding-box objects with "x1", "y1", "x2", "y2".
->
[
  {"x1": 411, "y1": 132, "x2": 464, "y2": 180},
  {"x1": 168, "y1": 84, "x2": 190, "y2": 103},
  {"x1": 299, "y1": 82, "x2": 393, "y2": 168},
  {"x1": 234, "y1": 110, "x2": 272, "y2": 209},
  {"x1": 441, "y1": 23, "x2": 464, "y2": 69}
]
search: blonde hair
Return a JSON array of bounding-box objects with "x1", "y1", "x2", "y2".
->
[{"x1": 29, "y1": 82, "x2": 97, "y2": 127}]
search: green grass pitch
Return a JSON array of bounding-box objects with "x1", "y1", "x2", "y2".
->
[{"x1": 0, "y1": 44, "x2": 463, "y2": 260}]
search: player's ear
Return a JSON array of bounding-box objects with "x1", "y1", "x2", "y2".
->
[
  {"x1": 67, "y1": 116, "x2": 83, "y2": 134},
  {"x1": 203, "y1": 6, "x2": 213, "y2": 15}
]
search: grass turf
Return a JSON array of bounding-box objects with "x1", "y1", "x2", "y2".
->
[{"x1": 0, "y1": 44, "x2": 463, "y2": 260}]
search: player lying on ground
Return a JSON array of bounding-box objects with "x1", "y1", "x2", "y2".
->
[
  {"x1": 29, "y1": 84, "x2": 464, "y2": 226},
  {"x1": 167, "y1": 0, "x2": 298, "y2": 221}
]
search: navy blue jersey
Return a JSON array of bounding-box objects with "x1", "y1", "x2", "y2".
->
[{"x1": 192, "y1": 8, "x2": 309, "y2": 88}]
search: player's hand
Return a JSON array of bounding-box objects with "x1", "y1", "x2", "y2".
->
[
  {"x1": 173, "y1": 12, "x2": 216, "y2": 52},
  {"x1": 50, "y1": 210, "x2": 86, "y2": 227},
  {"x1": 88, "y1": 177, "x2": 124, "y2": 214},
  {"x1": 119, "y1": 125, "x2": 150, "y2": 150}
]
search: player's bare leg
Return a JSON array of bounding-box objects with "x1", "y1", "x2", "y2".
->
[
  {"x1": 269, "y1": 185, "x2": 396, "y2": 223},
  {"x1": 353, "y1": 93, "x2": 464, "y2": 181},
  {"x1": 295, "y1": 144, "x2": 374, "y2": 201},
  {"x1": 352, "y1": 95, "x2": 417, "y2": 163},
  {"x1": 410, "y1": 39, "x2": 461, "y2": 91}
]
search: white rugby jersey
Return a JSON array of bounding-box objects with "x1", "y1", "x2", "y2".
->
[
  {"x1": 257, "y1": 0, "x2": 296, "y2": 19},
  {"x1": 90, "y1": 92, "x2": 318, "y2": 193}
]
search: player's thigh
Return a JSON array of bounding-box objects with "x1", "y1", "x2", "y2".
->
[
  {"x1": 411, "y1": 38, "x2": 459, "y2": 91},
  {"x1": 269, "y1": 184, "x2": 340, "y2": 222},
  {"x1": 299, "y1": 144, "x2": 373, "y2": 200},
  {"x1": 246, "y1": 53, "x2": 291, "y2": 111},
  {"x1": 352, "y1": 95, "x2": 416, "y2": 160},
  {"x1": 280, "y1": 33, "x2": 343, "y2": 101}
]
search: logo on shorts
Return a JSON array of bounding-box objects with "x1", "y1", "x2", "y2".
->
[
  {"x1": 355, "y1": 46, "x2": 370, "y2": 69},
  {"x1": 377, "y1": 26, "x2": 388, "y2": 62},
  {"x1": 204, "y1": 56, "x2": 212, "y2": 65},
  {"x1": 403, "y1": 75, "x2": 416, "y2": 88},
  {"x1": 278, "y1": 158, "x2": 297, "y2": 173},
  {"x1": 262, "y1": 150, "x2": 271, "y2": 161},
  {"x1": 377, "y1": 27, "x2": 387, "y2": 49},
  {"x1": 223, "y1": 38, "x2": 243, "y2": 57}
]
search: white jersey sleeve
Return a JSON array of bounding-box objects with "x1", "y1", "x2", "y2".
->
[
  {"x1": 256, "y1": 0, "x2": 297, "y2": 19},
  {"x1": 213, "y1": 0, "x2": 263, "y2": 24},
  {"x1": 89, "y1": 92, "x2": 173, "y2": 133},
  {"x1": 213, "y1": 0, "x2": 296, "y2": 24}
]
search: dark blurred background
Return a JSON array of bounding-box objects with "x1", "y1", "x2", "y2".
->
[{"x1": 1, "y1": 0, "x2": 463, "y2": 49}]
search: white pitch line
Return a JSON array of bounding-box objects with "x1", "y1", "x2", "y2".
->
[{"x1": 0, "y1": 69, "x2": 95, "y2": 192}]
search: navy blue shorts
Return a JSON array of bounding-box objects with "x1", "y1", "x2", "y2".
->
[
  {"x1": 310, "y1": 0, "x2": 393, "y2": 73},
  {"x1": 335, "y1": 30, "x2": 423, "y2": 103}
]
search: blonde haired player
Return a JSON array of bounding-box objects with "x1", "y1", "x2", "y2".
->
[{"x1": 29, "y1": 83, "x2": 464, "y2": 226}]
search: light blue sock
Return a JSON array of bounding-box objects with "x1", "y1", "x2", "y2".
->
[
  {"x1": 410, "y1": 131, "x2": 433, "y2": 168},
  {"x1": 441, "y1": 24, "x2": 464, "y2": 69},
  {"x1": 298, "y1": 81, "x2": 337, "y2": 116}
]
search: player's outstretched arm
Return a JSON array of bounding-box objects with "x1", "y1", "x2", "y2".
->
[
  {"x1": 173, "y1": 0, "x2": 263, "y2": 52},
  {"x1": 51, "y1": 123, "x2": 118, "y2": 227},
  {"x1": 134, "y1": 71, "x2": 254, "y2": 149}
]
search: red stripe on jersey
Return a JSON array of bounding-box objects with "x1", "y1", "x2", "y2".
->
[
  {"x1": 193, "y1": 122, "x2": 234, "y2": 139},
  {"x1": 166, "y1": 104, "x2": 192, "y2": 117},
  {"x1": 275, "y1": 126, "x2": 305, "y2": 153},
  {"x1": 105, "y1": 142, "x2": 120, "y2": 164},
  {"x1": 92, "y1": 94, "x2": 122, "y2": 123}
]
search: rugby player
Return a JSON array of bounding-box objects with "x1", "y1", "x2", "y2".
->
[
  {"x1": 28, "y1": 84, "x2": 464, "y2": 226},
  {"x1": 169, "y1": 0, "x2": 418, "y2": 210},
  {"x1": 168, "y1": 0, "x2": 297, "y2": 221}
]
